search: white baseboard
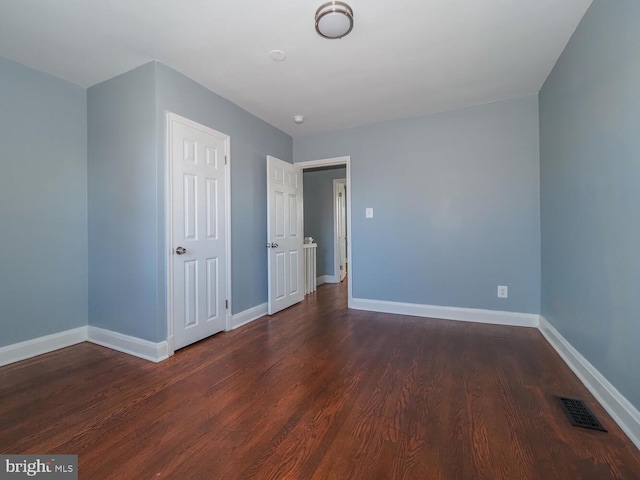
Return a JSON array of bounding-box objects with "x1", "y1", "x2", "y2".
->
[
  {"x1": 0, "y1": 326, "x2": 88, "y2": 368},
  {"x1": 317, "y1": 275, "x2": 338, "y2": 286},
  {"x1": 87, "y1": 326, "x2": 169, "y2": 363},
  {"x1": 0, "y1": 326, "x2": 168, "y2": 367},
  {"x1": 539, "y1": 316, "x2": 640, "y2": 450},
  {"x1": 166, "y1": 335, "x2": 175, "y2": 356},
  {"x1": 231, "y1": 302, "x2": 268, "y2": 330},
  {"x1": 350, "y1": 297, "x2": 539, "y2": 327}
]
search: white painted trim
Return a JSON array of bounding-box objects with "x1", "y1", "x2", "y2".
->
[
  {"x1": 296, "y1": 156, "x2": 352, "y2": 307},
  {"x1": 87, "y1": 326, "x2": 169, "y2": 363},
  {"x1": 165, "y1": 112, "x2": 232, "y2": 356},
  {"x1": 0, "y1": 327, "x2": 88, "y2": 368},
  {"x1": 539, "y1": 316, "x2": 640, "y2": 450},
  {"x1": 350, "y1": 297, "x2": 539, "y2": 327},
  {"x1": 296, "y1": 156, "x2": 349, "y2": 169},
  {"x1": 231, "y1": 303, "x2": 268, "y2": 330},
  {"x1": 166, "y1": 335, "x2": 175, "y2": 355},
  {"x1": 224, "y1": 136, "x2": 232, "y2": 332},
  {"x1": 333, "y1": 178, "x2": 347, "y2": 285},
  {"x1": 317, "y1": 275, "x2": 338, "y2": 286},
  {"x1": 165, "y1": 113, "x2": 174, "y2": 355}
]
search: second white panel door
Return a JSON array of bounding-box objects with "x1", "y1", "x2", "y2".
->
[{"x1": 267, "y1": 156, "x2": 304, "y2": 315}]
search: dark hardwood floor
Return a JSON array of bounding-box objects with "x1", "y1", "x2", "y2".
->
[{"x1": 1, "y1": 283, "x2": 639, "y2": 479}]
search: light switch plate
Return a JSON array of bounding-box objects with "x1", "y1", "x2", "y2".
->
[{"x1": 366, "y1": 208, "x2": 373, "y2": 218}]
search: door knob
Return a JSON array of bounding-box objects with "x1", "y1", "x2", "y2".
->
[
  {"x1": 265, "y1": 243, "x2": 279, "y2": 248},
  {"x1": 175, "y1": 246, "x2": 187, "y2": 255}
]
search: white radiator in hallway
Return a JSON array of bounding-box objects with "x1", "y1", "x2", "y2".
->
[{"x1": 304, "y1": 243, "x2": 317, "y2": 295}]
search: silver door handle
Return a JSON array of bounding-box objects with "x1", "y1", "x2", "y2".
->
[
  {"x1": 175, "y1": 246, "x2": 187, "y2": 255},
  {"x1": 265, "y1": 243, "x2": 279, "y2": 248}
]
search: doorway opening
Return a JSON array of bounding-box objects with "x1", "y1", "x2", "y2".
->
[{"x1": 297, "y1": 157, "x2": 352, "y2": 307}]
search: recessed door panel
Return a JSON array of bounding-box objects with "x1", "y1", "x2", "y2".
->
[
  {"x1": 184, "y1": 139, "x2": 197, "y2": 164},
  {"x1": 274, "y1": 167, "x2": 285, "y2": 184},
  {"x1": 287, "y1": 171, "x2": 298, "y2": 188},
  {"x1": 184, "y1": 260, "x2": 198, "y2": 328},
  {"x1": 205, "y1": 146, "x2": 218, "y2": 168},
  {"x1": 289, "y1": 250, "x2": 299, "y2": 295},
  {"x1": 275, "y1": 191, "x2": 285, "y2": 239},
  {"x1": 275, "y1": 251, "x2": 285, "y2": 300},
  {"x1": 206, "y1": 257, "x2": 218, "y2": 321},
  {"x1": 183, "y1": 174, "x2": 197, "y2": 240},
  {"x1": 206, "y1": 178, "x2": 218, "y2": 240},
  {"x1": 288, "y1": 193, "x2": 298, "y2": 237}
]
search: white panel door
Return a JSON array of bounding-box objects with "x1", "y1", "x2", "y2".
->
[
  {"x1": 169, "y1": 114, "x2": 229, "y2": 350},
  {"x1": 267, "y1": 156, "x2": 304, "y2": 315}
]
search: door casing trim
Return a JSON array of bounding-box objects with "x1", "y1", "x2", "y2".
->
[{"x1": 333, "y1": 178, "x2": 347, "y2": 284}]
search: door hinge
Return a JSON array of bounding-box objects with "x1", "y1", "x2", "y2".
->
[
  {"x1": 340, "y1": 265, "x2": 343, "y2": 271},
  {"x1": 225, "y1": 155, "x2": 227, "y2": 165},
  {"x1": 225, "y1": 299, "x2": 229, "y2": 309}
]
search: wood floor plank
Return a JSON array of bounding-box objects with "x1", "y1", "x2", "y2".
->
[{"x1": 1, "y1": 282, "x2": 639, "y2": 479}]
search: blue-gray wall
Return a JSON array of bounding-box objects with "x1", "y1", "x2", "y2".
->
[
  {"x1": 303, "y1": 167, "x2": 347, "y2": 277},
  {"x1": 294, "y1": 95, "x2": 541, "y2": 313},
  {"x1": 539, "y1": 0, "x2": 640, "y2": 410},
  {"x1": 0, "y1": 56, "x2": 87, "y2": 347},
  {"x1": 87, "y1": 63, "x2": 159, "y2": 341},
  {"x1": 87, "y1": 61, "x2": 292, "y2": 343},
  {"x1": 155, "y1": 63, "x2": 293, "y2": 318}
]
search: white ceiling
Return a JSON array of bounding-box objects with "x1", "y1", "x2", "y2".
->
[{"x1": 0, "y1": 0, "x2": 592, "y2": 137}]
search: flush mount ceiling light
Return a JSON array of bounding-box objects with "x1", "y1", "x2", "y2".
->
[{"x1": 315, "y1": 1, "x2": 354, "y2": 39}]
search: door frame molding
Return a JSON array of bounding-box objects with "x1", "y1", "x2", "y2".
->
[
  {"x1": 333, "y1": 178, "x2": 347, "y2": 283},
  {"x1": 297, "y1": 156, "x2": 352, "y2": 307},
  {"x1": 165, "y1": 112, "x2": 232, "y2": 356}
]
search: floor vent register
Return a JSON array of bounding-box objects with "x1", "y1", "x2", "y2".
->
[{"x1": 556, "y1": 396, "x2": 607, "y2": 432}]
